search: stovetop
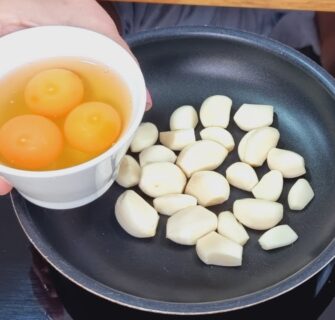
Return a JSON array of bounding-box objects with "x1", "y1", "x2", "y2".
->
[{"x1": 0, "y1": 194, "x2": 334, "y2": 320}]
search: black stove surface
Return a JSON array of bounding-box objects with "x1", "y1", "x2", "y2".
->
[{"x1": 0, "y1": 195, "x2": 334, "y2": 320}]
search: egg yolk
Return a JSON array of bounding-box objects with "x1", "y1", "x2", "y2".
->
[
  {"x1": 24, "y1": 68, "x2": 84, "y2": 118},
  {"x1": 0, "y1": 115, "x2": 63, "y2": 170},
  {"x1": 64, "y1": 102, "x2": 122, "y2": 154}
]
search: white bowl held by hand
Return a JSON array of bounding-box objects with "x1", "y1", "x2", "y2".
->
[{"x1": 0, "y1": 26, "x2": 146, "y2": 209}]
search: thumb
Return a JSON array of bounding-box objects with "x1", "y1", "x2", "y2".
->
[{"x1": 0, "y1": 177, "x2": 12, "y2": 195}]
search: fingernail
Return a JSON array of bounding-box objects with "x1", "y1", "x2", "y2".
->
[
  {"x1": 145, "y1": 89, "x2": 153, "y2": 110},
  {"x1": 0, "y1": 177, "x2": 13, "y2": 195}
]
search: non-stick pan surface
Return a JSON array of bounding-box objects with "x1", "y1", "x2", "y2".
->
[{"x1": 12, "y1": 27, "x2": 335, "y2": 314}]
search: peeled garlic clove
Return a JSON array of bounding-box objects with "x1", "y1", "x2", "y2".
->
[
  {"x1": 116, "y1": 155, "x2": 141, "y2": 188},
  {"x1": 196, "y1": 231, "x2": 243, "y2": 267},
  {"x1": 115, "y1": 190, "x2": 159, "y2": 238},
  {"x1": 200, "y1": 127, "x2": 235, "y2": 151},
  {"x1": 153, "y1": 194, "x2": 197, "y2": 216},
  {"x1": 139, "y1": 162, "x2": 186, "y2": 198},
  {"x1": 233, "y1": 198, "x2": 283, "y2": 230},
  {"x1": 130, "y1": 122, "x2": 158, "y2": 152},
  {"x1": 185, "y1": 171, "x2": 230, "y2": 206},
  {"x1": 233, "y1": 104, "x2": 274, "y2": 131},
  {"x1": 217, "y1": 211, "x2": 249, "y2": 245},
  {"x1": 170, "y1": 105, "x2": 198, "y2": 130},
  {"x1": 199, "y1": 95, "x2": 232, "y2": 128},
  {"x1": 176, "y1": 140, "x2": 228, "y2": 177},
  {"x1": 166, "y1": 205, "x2": 217, "y2": 245},
  {"x1": 226, "y1": 162, "x2": 258, "y2": 192},
  {"x1": 267, "y1": 148, "x2": 306, "y2": 178},
  {"x1": 139, "y1": 145, "x2": 176, "y2": 167},
  {"x1": 159, "y1": 129, "x2": 196, "y2": 151},
  {"x1": 288, "y1": 178, "x2": 314, "y2": 210},
  {"x1": 238, "y1": 130, "x2": 254, "y2": 161},
  {"x1": 259, "y1": 225, "x2": 298, "y2": 250},
  {"x1": 243, "y1": 127, "x2": 280, "y2": 167},
  {"x1": 252, "y1": 170, "x2": 283, "y2": 201}
]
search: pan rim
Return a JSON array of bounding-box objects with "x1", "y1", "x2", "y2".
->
[{"x1": 12, "y1": 26, "x2": 335, "y2": 315}]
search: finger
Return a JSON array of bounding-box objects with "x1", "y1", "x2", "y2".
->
[
  {"x1": 146, "y1": 89, "x2": 153, "y2": 110},
  {"x1": 0, "y1": 24, "x2": 26, "y2": 36},
  {"x1": 0, "y1": 177, "x2": 12, "y2": 195}
]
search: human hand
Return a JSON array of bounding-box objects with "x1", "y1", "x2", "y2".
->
[{"x1": 0, "y1": 0, "x2": 152, "y2": 195}]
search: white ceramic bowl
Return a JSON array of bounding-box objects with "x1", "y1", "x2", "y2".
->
[{"x1": 0, "y1": 26, "x2": 146, "y2": 209}]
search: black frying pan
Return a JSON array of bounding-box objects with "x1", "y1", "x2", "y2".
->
[{"x1": 12, "y1": 27, "x2": 335, "y2": 314}]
